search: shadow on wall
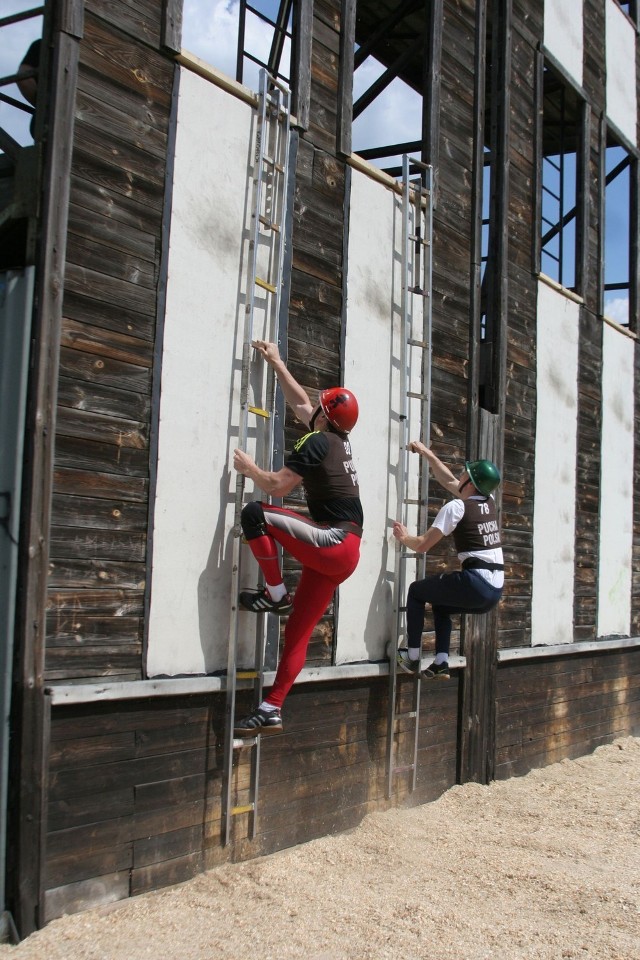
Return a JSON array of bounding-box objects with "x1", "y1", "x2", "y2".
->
[
  {"x1": 363, "y1": 534, "x2": 393, "y2": 660},
  {"x1": 197, "y1": 465, "x2": 234, "y2": 673}
]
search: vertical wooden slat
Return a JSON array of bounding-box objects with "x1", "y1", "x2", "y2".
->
[
  {"x1": 292, "y1": 0, "x2": 312, "y2": 131},
  {"x1": 162, "y1": 0, "x2": 183, "y2": 53},
  {"x1": 336, "y1": 0, "x2": 356, "y2": 156},
  {"x1": 576, "y1": 101, "x2": 591, "y2": 298},
  {"x1": 460, "y1": 0, "x2": 512, "y2": 787},
  {"x1": 421, "y1": 0, "x2": 443, "y2": 200},
  {"x1": 532, "y1": 45, "x2": 544, "y2": 277},
  {"x1": 13, "y1": 15, "x2": 80, "y2": 935}
]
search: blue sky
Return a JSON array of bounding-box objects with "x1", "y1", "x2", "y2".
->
[{"x1": 0, "y1": 0, "x2": 632, "y2": 326}]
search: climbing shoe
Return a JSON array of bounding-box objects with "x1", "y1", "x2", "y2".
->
[
  {"x1": 396, "y1": 647, "x2": 420, "y2": 675},
  {"x1": 423, "y1": 660, "x2": 450, "y2": 680},
  {"x1": 234, "y1": 706, "x2": 283, "y2": 737},
  {"x1": 239, "y1": 588, "x2": 292, "y2": 615}
]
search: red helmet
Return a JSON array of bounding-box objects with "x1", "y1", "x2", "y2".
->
[{"x1": 319, "y1": 387, "x2": 359, "y2": 433}]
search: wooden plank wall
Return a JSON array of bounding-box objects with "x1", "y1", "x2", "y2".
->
[
  {"x1": 498, "y1": 0, "x2": 540, "y2": 650},
  {"x1": 46, "y1": 2, "x2": 175, "y2": 683},
  {"x1": 495, "y1": 649, "x2": 640, "y2": 778},
  {"x1": 44, "y1": 678, "x2": 460, "y2": 919}
]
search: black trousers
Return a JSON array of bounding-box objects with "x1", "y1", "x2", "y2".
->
[{"x1": 406, "y1": 569, "x2": 503, "y2": 656}]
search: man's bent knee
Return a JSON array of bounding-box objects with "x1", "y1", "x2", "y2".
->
[{"x1": 240, "y1": 500, "x2": 266, "y2": 540}]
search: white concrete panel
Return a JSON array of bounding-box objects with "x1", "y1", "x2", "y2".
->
[
  {"x1": 597, "y1": 324, "x2": 634, "y2": 636},
  {"x1": 147, "y1": 69, "x2": 264, "y2": 676},
  {"x1": 337, "y1": 172, "x2": 423, "y2": 663},
  {"x1": 531, "y1": 282, "x2": 580, "y2": 646},
  {"x1": 544, "y1": 0, "x2": 583, "y2": 87},
  {"x1": 606, "y1": 0, "x2": 638, "y2": 147}
]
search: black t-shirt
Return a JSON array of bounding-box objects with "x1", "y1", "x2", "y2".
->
[{"x1": 286, "y1": 430, "x2": 363, "y2": 527}]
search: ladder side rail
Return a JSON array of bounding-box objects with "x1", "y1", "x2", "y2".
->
[
  {"x1": 406, "y1": 163, "x2": 425, "y2": 792},
  {"x1": 246, "y1": 80, "x2": 291, "y2": 841},
  {"x1": 417, "y1": 164, "x2": 433, "y2": 582},
  {"x1": 262, "y1": 82, "x2": 291, "y2": 478},
  {"x1": 223, "y1": 71, "x2": 293, "y2": 844},
  {"x1": 223, "y1": 71, "x2": 273, "y2": 845},
  {"x1": 386, "y1": 155, "x2": 413, "y2": 800}
]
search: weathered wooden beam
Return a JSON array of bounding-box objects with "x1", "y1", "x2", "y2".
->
[
  {"x1": 13, "y1": 11, "x2": 80, "y2": 934},
  {"x1": 292, "y1": 0, "x2": 312, "y2": 130},
  {"x1": 336, "y1": 0, "x2": 355, "y2": 156},
  {"x1": 162, "y1": 0, "x2": 182, "y2": 53}
]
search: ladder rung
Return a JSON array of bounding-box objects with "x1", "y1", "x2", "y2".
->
[
  {"x1": 255, "y1": 276, "x2": 277, "y2": 294},
  {"x1": 408, "y1": 233, "x2": 426, "y2": 243},
  {"x1": 248, "y1": 406, "x2": 270, "y2": 419},
  {"x1": 406, "y1": 391, "x2": 430, "y2": 400},
  {"x1": 236, "y1": 669, "x2": 260, "y2": 679},
  {"x1": 259, "y1": 215, "x2": 281, "y2": 232},
  {"x1": 408, "y1": 286, "x2": 430, "y2": 296},
  {"x1": 231, "y1": 803, "x2": 255, "y2": 816},
  {"x1": 407, "y1": 338, "x2": 428, "y2": 348},
  {"x1": 233, "y1": 737, "x2": 257, "y2": 749},
  {"x1": 403, "y1": 497, "x2": 425, "y2": 505},
  {"x1": 392, "y1": 764, "x2": 416, "y2": 775}
]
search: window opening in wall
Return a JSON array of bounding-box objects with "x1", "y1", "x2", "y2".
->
[
  {"x1": 540, "y1": 65, "x2": 582, "y2": 292},
  {"x1": 352, "y1": 54, "x2": 422, "y2": 176},
  {"x1": 0, "y1": 2, "x2": 44, "y2": 271},
  {"x1": 236, "y1": 0, "x2": 292, "y2": 89},
  {"x1": 613, "y1": 0, "x2": 637, "y2": 24},
  {"x1": 352, "y1": 0, "x2": 434, "y2": 179},
  {"x1": 181, "y1": 0, "x2": 292, "y2": 94},
  {"x1": 603, "y1": 135, "x2": 632, "y2": 328},
  {"x1": 0, "y1": 3, "x2": 44, "y2": 155},
  {"x1": 479, "y1": 154, "x2": 493, "y2": 410}
]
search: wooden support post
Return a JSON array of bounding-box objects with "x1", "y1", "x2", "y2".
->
[
  {"x1": 337, "y1": 0, "x2": 356, "y2": 156},
  {"x1": 11, "y1": 2, "x2": 81, "y2": 935}
]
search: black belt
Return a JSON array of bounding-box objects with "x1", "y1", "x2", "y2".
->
[
  {"x1": 462, "y1": 558, "x2": 504, "y2": 572},
  {"x1": 329, "y1": 520, "x2": 363, "y2": 538}
]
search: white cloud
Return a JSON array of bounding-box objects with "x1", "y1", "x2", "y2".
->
[
  {"x1": 182, "y1": 0, "x2": 240, "y2": 79},
  {"x1": 603, "y1": 295, "x2": 629, "y2": 326},
  {"x1": 182, "y1": 0, "x2": 290, "y2": 91}
]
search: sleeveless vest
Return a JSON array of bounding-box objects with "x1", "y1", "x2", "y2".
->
[{"x1": 452, "y1": 497, "x2": 502, "y2": 553}]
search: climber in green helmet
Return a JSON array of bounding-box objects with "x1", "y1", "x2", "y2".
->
[{"x1": 392, "y1": 442, "x2": 504, "y2": 679}]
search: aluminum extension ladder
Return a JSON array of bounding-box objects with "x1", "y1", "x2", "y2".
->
[
  {"x1": 222, "y1": 70, "x2": 291, "y2": 846},
  {"x1": 386, "y1": 157, "x2": 433, "y2": 799}
]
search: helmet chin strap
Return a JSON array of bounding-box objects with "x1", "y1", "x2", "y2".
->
[
  {"x1": 459, "y1": 477, "x2": 473, "y2": 494},
  {"x1": 310, "y1": 406, "x2": 319, "y2": 430}
]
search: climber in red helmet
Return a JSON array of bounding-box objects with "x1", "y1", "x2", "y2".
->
[{"x1": 232, "y1": 340, "x2": 363, "y2": 736}]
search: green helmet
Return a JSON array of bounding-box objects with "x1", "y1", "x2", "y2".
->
[{"x1": 465, "y1": 459, "x2": 501, "y2": 496}]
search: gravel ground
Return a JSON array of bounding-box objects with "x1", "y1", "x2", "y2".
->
[{"x1": 2, "y1": 737, "x2": 639, "y2": 960}]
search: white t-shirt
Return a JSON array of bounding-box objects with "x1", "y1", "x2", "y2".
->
[{"x1": 432, "y1": 496, "x2": 504, "y2": 589}]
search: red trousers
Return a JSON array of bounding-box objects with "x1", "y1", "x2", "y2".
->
[{"x1": 244, "y1": 503, "x2": 361, "y2": 708}]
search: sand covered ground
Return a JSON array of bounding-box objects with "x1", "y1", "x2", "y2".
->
[{"x1": 2, "y1": 736, "x2": 639, "y2": 960}]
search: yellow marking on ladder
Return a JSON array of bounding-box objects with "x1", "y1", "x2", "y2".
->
[
  {"x1": 236, "y1": 670, "x2": 260, "y2": 679},
  {"x1": 248, "y1": 406, "x2": 270, "y2": 419},
  {"x1": 231, "y1": 804, "x2": 255, "y2": 816},
  {"x1": 255, "y1": 276, "x2": 277, "y2": 293}
]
